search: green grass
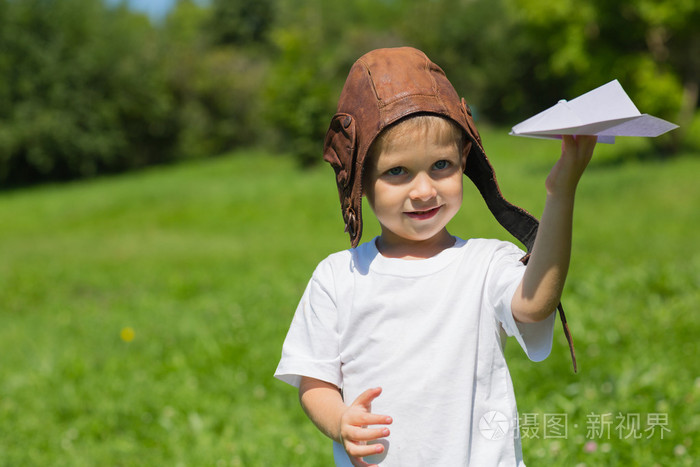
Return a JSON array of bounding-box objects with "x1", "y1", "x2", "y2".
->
[{"x1": 1, "y1": 130, "x2": 698, "y2": 465}]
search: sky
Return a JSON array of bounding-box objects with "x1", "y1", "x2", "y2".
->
[
  {"x1": 105, "y1": 0, "x2": 174, "y2": 19},
  {"x1": 106, "y1": 0, "x2": 208, "y2": 20}
]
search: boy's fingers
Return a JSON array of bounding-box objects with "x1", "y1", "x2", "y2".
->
[
  {"x1": 568, "y1": 134, "x2": 597, "y2": 153},
  {"x1": 561, "y1": 134, "x2": 575, "y2": 152},
  {"x1": 346, "y1": 411, "x2": 393, "y2": 427},
  {"x1": 344, "y1": 425, "x2": 390, "y2": 442},
  {"x1": 580, "y1": 135, "x2": 598, "y2": 155},
  {"x1": 352, "y1": 387, "x2": 382, "y2": 408},
  {"x1": 346, "y1": 440, "x2": 386, "y2": 462}
]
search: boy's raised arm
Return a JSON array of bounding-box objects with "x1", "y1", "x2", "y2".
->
[
  {"x1": 298, "y1": 377, "x2": 392, "y2": 467},
  {"x1": 512, "y1": 135, "x2": 597, "y2": 323}
]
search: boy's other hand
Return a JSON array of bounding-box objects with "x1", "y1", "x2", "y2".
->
[
  {"x1": 340, "y1": 387, "x2": 393, "y2": 467},
  {"x1": 546, "y1": 135, "x2": 597, "y2": 198}
]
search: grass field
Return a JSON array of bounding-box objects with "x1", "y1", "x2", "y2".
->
[{"x1": 1, "y1": 129, "x2": 698, "y2": 466}]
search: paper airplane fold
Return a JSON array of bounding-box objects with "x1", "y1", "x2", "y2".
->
[{"x1": 510, "y1": 80, "x2": 678, "y2": 144}]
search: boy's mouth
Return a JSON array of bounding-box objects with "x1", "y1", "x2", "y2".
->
[{"x1": 405, "y1": 206, "x2": 441, "y2": 220}]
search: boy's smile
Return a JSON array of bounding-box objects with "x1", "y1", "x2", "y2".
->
[
  {"x1": 404, "y1": 206, "x2": 441, "y2": 220},
  {"x1": 363, "y1": 117, "x2": 466, "y2": 259}
]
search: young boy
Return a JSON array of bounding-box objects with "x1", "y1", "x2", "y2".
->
[{"x1": 275, "y1": 47, "x2": 596, "y2": 466}]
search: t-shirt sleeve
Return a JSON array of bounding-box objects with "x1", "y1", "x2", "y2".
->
[
  {"x1": 274, "y1": 260, "x2": 342, "y2": 389},
  {"x1": 487, "y1": 241, "x2": 555, "y2": 362}
]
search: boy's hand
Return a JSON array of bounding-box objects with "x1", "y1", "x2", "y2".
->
[
  {"x1": 339, "y1": 387, "x2": 393, "y2": 467},
  {"x1": 546, "y1": 135, "x2": 597, "y2": 198}
]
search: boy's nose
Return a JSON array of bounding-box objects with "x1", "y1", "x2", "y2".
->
[{"x1": 409, "y1": 173, "x2": 437, "y2": 201}]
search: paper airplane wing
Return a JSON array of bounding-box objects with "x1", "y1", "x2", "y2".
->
[{"x1": 510, "y1": 80, "x2": 678, "y2": 143}]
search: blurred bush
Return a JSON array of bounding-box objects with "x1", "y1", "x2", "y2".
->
[
  {"x1": 0, "y1": 0, "x2": 270, "y2": 185},
  {"x1": 0, "y1": 0, "x2": 179, "y2": 184},
  {"x1": 0, "y1": 0, "x2": 697, "y2": 186},
  {"x1": 162, "y1": 0, "x2": 269, "y2": 160}
]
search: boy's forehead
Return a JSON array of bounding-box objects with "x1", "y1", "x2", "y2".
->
[
  {"x1": 383, "y1": 127, "x2": 459, "y2": 150},
  {"x1": 371, "y1": 128, "x2": 461, "y2": 168},
  {"x1": 373, "y1": 116, "x2": 461, "y2": 151}
]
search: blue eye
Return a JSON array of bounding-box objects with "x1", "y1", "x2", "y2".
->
[
  {"x1": 387, "y1": 167, "x2": 405, "y2": 176},
  {"x1": 433, "y1": 160, "x2": 450, "y2": 170}
]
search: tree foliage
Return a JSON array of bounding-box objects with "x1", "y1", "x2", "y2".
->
[
  {"x1": 162, "y1": 0, "x2": 268, "y2": 159},
  {"x1": 0, "y1": 0, "x2": 179, "y2": 184},
  {"x1": 0, "y1": 0, "x2": 697, "y2": 186},
  {"x1": 205, "y1": 0, "x2": 273, "y2": 47}
]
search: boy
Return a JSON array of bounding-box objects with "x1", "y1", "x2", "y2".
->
[{"x1": 275, "y1": 47, "x2": 596, "y2": 466}]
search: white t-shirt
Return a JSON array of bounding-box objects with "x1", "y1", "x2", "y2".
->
[{"x1": 275, "y1": 237, "x2": 555, "y2": 466}]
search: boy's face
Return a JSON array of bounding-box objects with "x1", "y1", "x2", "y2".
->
[{"x1": 364, "y1": 119, "x2": 466, "y2": 255}]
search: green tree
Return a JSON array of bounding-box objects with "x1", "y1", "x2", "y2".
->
[
  {"x1": 0, "y1": 0, "x2": 178, "y2": 185},
  {"x1": 0, "y1": 0, "x2": 273, "y2": 186},
  {"x1": 162, "y1": 0, "x2": 268, "y2": 159},
  {"x1": 205, "y1": 0, "x2": 273, "y2": 47}
]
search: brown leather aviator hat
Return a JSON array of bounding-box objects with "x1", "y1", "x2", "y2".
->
[{"x1": 323, "y1": 47, "x2": 577, "y2": 372}]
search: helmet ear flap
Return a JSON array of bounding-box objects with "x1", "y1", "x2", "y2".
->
[
  {"x1": 323, "y1": 113, "x2": 356, "y2": 190},
  {"x1": 323, "y1": 113, "x2": 362, "y2": 246}
]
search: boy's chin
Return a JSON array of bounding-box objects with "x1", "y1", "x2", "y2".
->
[{"x1": 380, "y1": 227, "x2": 452, "y2": 245}]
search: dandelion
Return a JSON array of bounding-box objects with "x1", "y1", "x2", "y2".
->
[{"x1": 120, "y1": 327, "x2": 135, "y2": 342}]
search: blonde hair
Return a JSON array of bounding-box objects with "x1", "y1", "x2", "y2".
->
[{"x1": 368, "y1": 114, "x2": 465, "y2": 161}]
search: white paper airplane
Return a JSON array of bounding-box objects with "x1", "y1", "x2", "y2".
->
[{"x1": 510, "y1": 80, "x2": 679, "y2": 144}]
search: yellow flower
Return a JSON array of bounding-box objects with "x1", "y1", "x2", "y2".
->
[{"x1": 120, "y1": 327, "x2": 135, "y2": 342}]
